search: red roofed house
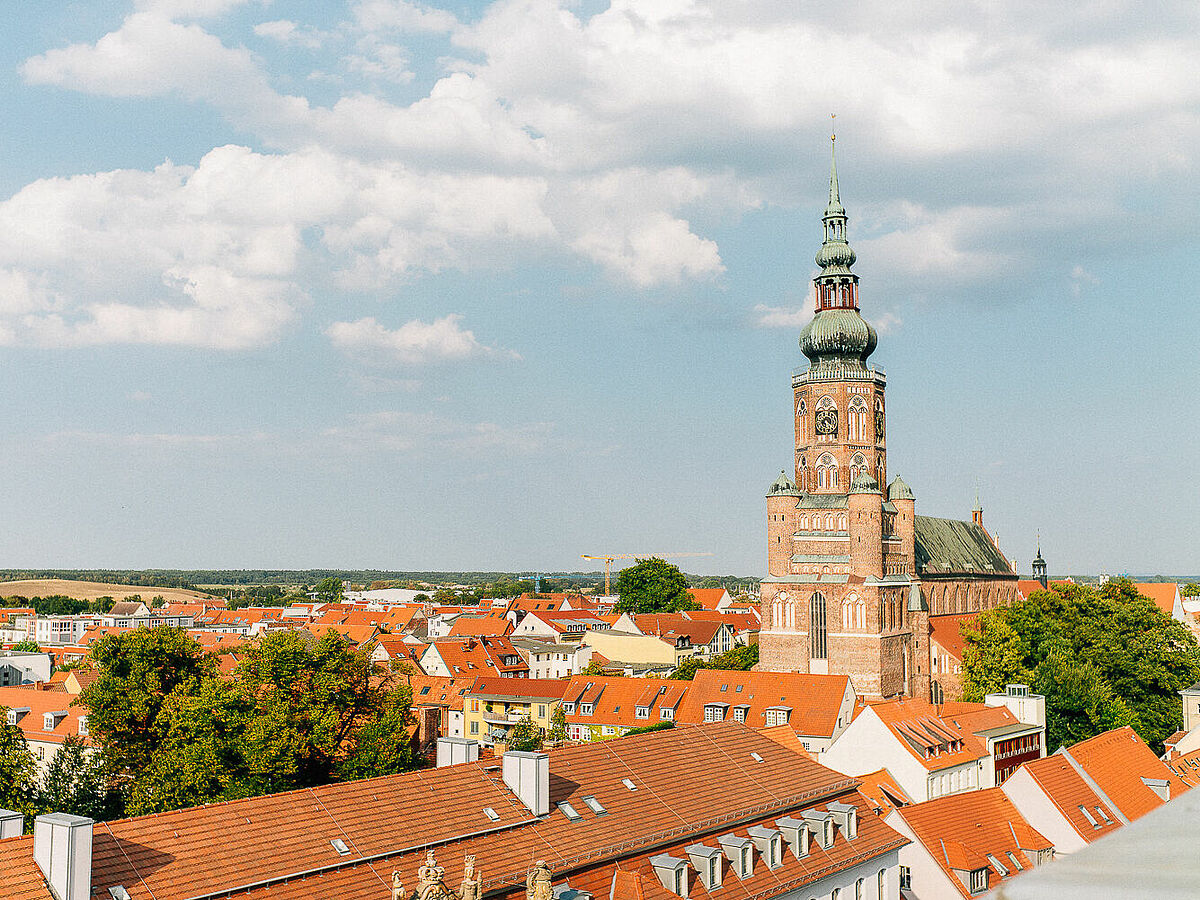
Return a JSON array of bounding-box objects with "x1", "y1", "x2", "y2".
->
[
  {"x1": 687, "y1": 587, "x2": 734, "y2": 610},
  {"x1": 927, "y1": 612, "x2": 979, "y2": 702},
  {"x1": 673, "y1": 669, "x2": 856, "y2": 752},
  {"x1": 886, "y1": 787, "x2": 1054, "y2": 899},
  {"x1": 0, "y1": 685, "x2": 90, "y2": 778},
  {"x1": 447, "y1": 615, "x2": 514, "y2": 638},
  {"x1": 820, "y1": 691, "x2": 1045, "y2": 803},
  {"x1": 560, "y1": 675, "x2": 689, "y2": 741},
  {"x1": 462, "y1": 676, "x2": 568, "y2": 745},
  {"x1": 0, "y1": 721, "x2": 910, "y2": 900},
  {"x1": 421, "y1": 636, "x2": 530, "y2": 680}
]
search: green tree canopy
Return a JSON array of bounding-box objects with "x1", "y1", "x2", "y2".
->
[
  {"x1": 10, "y1": 640, "x2": 40, "y2": 653},
  {"x1": 961, "y1": 578, "x2": 1200, "y2": 752},
  {"x1": 0, "y1": 709, "x2": 37, "y2": 815},
  {"x1": 313, "y1": 577, "x2": 345, "y2": 603},
  {"x1": 507, "y1": 716, "x2": 544, "y2": 752},
  {"x1": 669, "y1": 643, "x2": 759, "y2": 680},
  {"x1": 547, "y1": 706, "x2": 567, "y2": 743},
  {"x1": 614, "y1": 558, "x2": 697, "y2": 614},
  {"x1": 79, "y1": 627, "x2": 217, "y2": 779},
  {"x1": 38, "y1": 735, "x2": 121, "y2": 821}
]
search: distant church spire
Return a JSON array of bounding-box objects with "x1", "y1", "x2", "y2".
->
[{"x1": 1032, "y1": 533, "x2": 1047, "y2": 588}]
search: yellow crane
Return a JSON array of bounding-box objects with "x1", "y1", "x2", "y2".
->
[{"x1": 580, "y1": 551, "x2": 714, "y2": 596}]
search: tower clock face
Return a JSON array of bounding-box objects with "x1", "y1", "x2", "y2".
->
[
  {"x1": 815, "y1": 409, "x2": 838, "y2": 435},
  {"x1": 875, "y1": 411, "x2": 885, "y2": 443}
]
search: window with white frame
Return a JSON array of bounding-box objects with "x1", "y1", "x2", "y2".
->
[
  {"x1": 732, "y1": 707, "x2": 747, "y2": 723},
  {"x1": 704, "y1": 705, "x2": 725, "y2": 723},
  {"x1": 969, "y1": 869, "x2": 987, "y2": 893},
  {"x1": 635, "y1": 705, "x2": 649, "y2": 719}
]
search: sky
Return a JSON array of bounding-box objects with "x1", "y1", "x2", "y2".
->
[{"x1": 1, "y1": 0, "x2": 1198, "y2": 578}]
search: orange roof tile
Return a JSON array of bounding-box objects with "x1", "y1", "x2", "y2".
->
[
  {"x1": 895, "y1": 787, "x2": 1052, "y2": 899},
  {"x1": 0, "y1": 686, "x2": 89, "y2": 747},
  {"x1": 0, "y1": 722, "x2": 907, "y2": 900},
  {"x1": 1132, "y1": 582, "x2": 1179, "y2": 615},
  {"x1": 562, "y1": 675, "x2": 687, "y2": 729},
  {"x1": 928, "y1": 613, "x2": 982, "y2": 662},
  {"x1": 854, "y1": 768, "x2": 913, "y2": 814},
  {"x1": 468, "y1": 676, "x2": 569, "y2": 701},
  {"x1": 675, "y1": 669, "x2": 851, "y2": 738},
  {"x1": 1061, "y1": 725, "x2": 1187, "y2": 820},
  {"x1": 869, "y1": 699, "x2": 1020, "y2": 771},
  {"x1": 447, "y1": 616, "x2": 514, "y2": 638},
  {"x1": 686, "y1": 588, "x2": 729, "y2": 609},
  {"x1": 1015, "y1": 753, "x2": 1122, "y2": 842}
]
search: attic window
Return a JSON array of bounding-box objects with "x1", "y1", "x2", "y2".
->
[
  {"x1": 1005, "y1": 852, "x2": 1022, "y2": 872},
  {"x1": 331, "y1": 838, "x2": 351, "y2": 856},
  {"x1": 751, "y1": 752, "x2": 764, "y2": 762},
  {"x1": 986, "y1": 854, "x2": 1009, "y2": 877},
  {"x1": 1095, "y1": 806, "x2": 1113, "y2": 824},
  {"x1": 582, "y1": 796, "x2": 607, "y2": 815},
  {"x1": 420, "y1": 686, "x2": 431, "y2": 695},
  {"x1": 483, "y1": 807, "x2": 500, "y2": 822},
  {"x1": 735, "y1": 685, "x2": 743, "y2": 692},
  {"x1": 109, "y1": 889, "x2": 132, "y2": 900},
  {"x1": 1077, "y1": 805, "x2": 1099, "y2": 829},
  {"x1": 558, "y1": 801, "x2": 582, "y2": 822},
  {"x1": 622, "y1": 778, "x2": 637, "y2": 791}
]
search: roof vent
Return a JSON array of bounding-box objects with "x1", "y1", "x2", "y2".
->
[
  {"x1": 331, "y1": 838, "x2": 351, "y2": 855},
  {"x1": 622, "y1": 778, "x2": 637, "y2": 791},
  {"x1": 750, "y1": 752, "x2": 764, "y2": 762}
]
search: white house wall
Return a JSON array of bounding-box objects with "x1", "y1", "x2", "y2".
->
[
  {"x1": 820, "y1": 709, "x2": 930, "y2": 801},
  {"x1": 1000, "y1": 766, "x2": 1086, "y2": 855},
  {"x1": 884, "y1": 810, "x2": 965, "y2": 900}
]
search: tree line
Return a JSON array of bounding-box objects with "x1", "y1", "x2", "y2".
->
[
  {"x1": 961, "y1": 578, "x2": 1200, "y2": 754},
  {"x1": 0, "y1": 627, "x2": 419, "y2": 823}
]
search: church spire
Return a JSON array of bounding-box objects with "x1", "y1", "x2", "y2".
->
[{"x1": 826, "y1": 128, "x2": 845, "y2": 217}]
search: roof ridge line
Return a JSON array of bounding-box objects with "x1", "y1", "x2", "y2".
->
[{"x1": 1056, "y1": 747, "x2": 1130, "y2": 826}]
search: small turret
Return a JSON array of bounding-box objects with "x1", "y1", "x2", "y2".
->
[
  {"x1": 766, "y1": 470, "x2": 797, "y2": 577},
  {"x1": 972, "y1": 491, "x2": 984, "y2": 528}
]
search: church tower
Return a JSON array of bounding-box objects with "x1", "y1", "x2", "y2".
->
[
  {"x1": 1033, "y1": 538, "x2": 1047, "y2": 588},
  {"x1": 760, "y1": 135, "x2": 914, "y2": 698},
  {"x1": 793, "y1": 136, "x2": 886, "y2": 495}
]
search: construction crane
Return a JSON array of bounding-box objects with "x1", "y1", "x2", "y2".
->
[{"x1": 580, "y1": 552, "x2": 713, "y2": 595}]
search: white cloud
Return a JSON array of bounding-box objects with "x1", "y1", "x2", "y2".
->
[
  {"x1": 342, "y1": 36, "x2": 416, "y2": 84},
  {"x1": 323, "y1": 410, "x2": 552, "y2": 454},
  {"x1": 327, "y1": 314, "x2": 518, "y2": 364},
  {"x1": 253, "y1": 20, "x2": 328, "y2": 49},
  {"x1": 753, "y1": 304, "x2": 813, "y2": 329},
  {"x1": 352, "y1": 0, "x2": 458, "y2": 34}
]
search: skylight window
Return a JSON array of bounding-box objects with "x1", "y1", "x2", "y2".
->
[
  {"x1": 558, "y1": 801, "x2": 582, "y2": 821},
  {"x1": 483, "y1": 807, "x2": 500, "y2": 822},
  {"x1": 582, "y1": 796, "x2": 607, "y2": 815},
  {"x1": 751, "y1": 752, "x2": 764, "y2": 762},
  {"x1": 622, "y1": 778, "x2": 638, "y2": 791},
  {"x1": 331, "y1": 838, "x2": 351, "y2": 856}
]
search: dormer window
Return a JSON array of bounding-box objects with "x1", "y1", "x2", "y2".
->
[
  {"x1": 732, "y1": 706, "x2": 747, "y2": 723},
  {"x1": 704, "y1": 704, "x2": 726, "y2": 723},
  {"x1": 635, "y1": 705, "x2": 650, "y2": 719},
  {"x1": 78, "y1": 715, "x2": 88, "y2": 737},
  {"x1": 740, "y1": 847, "x2": 751, "y2": 877},
  {"x1": 580, "y1": 703, "x2": 594, "y2": 716},
  {"x1": 563, "y1": 702, "x2": 575, "y2": 713},
  {"x1": 661, "y1": 707, "x2": 674, "y2": 720},
  {"x1": 969, "y1": 868, "x2": 988, "y2": 893}
]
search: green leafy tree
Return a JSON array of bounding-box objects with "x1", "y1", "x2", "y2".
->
[
  {"x1": 507, "y1": 716, "x2": 544, "y2": 752},
  {"x1": 38, "y1": 735, "x2": 121, "y2": 820},
  {"x1": 10, "y1": 640, "x2": 40, "y2": 653},
  {"x1": 961, "y1": 579, "x2": 1200, "y2": 753},
  {"x1": 336, "y1": 687, "x2": 415, "y2": 780},
  {"x1": 1182, "y1": 582, "x2": 1200, "y2": 598},
  {"x1": 79, "y1": 628, "x2": 216, "y2": 781},
  {"x1": 614, "y1": 558, "x2": 698, "y2": 614},
  {"x1": 547, "y1": 706, "x2": 567, "y2": 742},
  {"x1": 669, "y1": 643, "x2": 759, "y2": 680},
  {"x1": 313, "y1": 577, "x2": 344, "y2": 603},
  {"x1": 0, "y1": 710, "x2": 38, "y2": 815}
]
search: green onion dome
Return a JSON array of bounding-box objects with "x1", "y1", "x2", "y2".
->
[{"x1": 799, "y1": 308, "x2": 877, "y2": 365}]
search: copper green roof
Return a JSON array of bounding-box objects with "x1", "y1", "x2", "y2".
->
[
  {"x1": 850, "y1": 469, "x2": 881, "y2": 493},
  {"x1": 796, "y1": 494, "x2": 849, "y2": 509},
  {"x1": 914, "y1": 516, "x2": 1016, "y2": 577},
  {"x1": 767, "y1": 469, "x2": 801, "y2": 497},
  {"x1": 887, "y1": 476, "x2": 915, "y2": 501}
]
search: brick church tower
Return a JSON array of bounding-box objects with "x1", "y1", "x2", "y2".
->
[{"x1": 757, "y1": 137, "x2": 1017, "y2": 700}]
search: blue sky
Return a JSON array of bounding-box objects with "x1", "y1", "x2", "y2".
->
[{"x1": 1, "y1": 0, "x2": 1198, "y2": 577}]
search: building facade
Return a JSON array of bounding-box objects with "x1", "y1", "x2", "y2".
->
[{"x1": 758, "y1": 140, "x2": 1018, "y2": 699}]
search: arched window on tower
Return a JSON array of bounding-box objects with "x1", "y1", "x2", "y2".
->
[
  {"x1": 798, "y1": 400, "x2": 808, "y2": 443},
  {"x1": 772, "y1": 596, "x2": 782, "y2": 629},
  {"x1": 837, "y1": 514, "x2": 847, "y2": 530},
  {"x1": 856, "y1": 598, "x2": 865, "y2": 629},
  {"x1": 810, "y1": 592, "x2": 827, "y2": 659},
  {"x1": 850, "y1": 453, "x2": 866, "y2": 483},
  {"x1": 817, "y1": 453, "x2": 837, "y2": 489},
  {"x1": 842, "y1": 598, "x2": 851, "y2": 630},
  {"x1": 849, "y1": 397, "x2": 868, "y2": 442},
  {"x1": 799, "y1": 514, "x2": 808, "y2": 530},
  {"x1": 824, "y1": 513, "x2": 834, "y2": 531}
]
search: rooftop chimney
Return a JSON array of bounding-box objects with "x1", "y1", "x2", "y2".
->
[
  {"x1": 502, "y1": 750, "x2": 549, "y2": 816},
  {"x1": 33, "y1": 813, "x2": 93, "y2": 900},
  {"x1": 0, "y1": 808, "x2": 23, "y2": 838},
  {"x1": 436, "y1": 737, "x2": 480, "y2": 767}
]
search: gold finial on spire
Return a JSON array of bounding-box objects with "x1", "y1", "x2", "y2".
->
[{"x1": 831, "y1": 112, "x2": 837, "y2": 142}]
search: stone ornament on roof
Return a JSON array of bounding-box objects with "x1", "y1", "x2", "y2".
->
[
  {"x1": 394, "y1": 850, "x2": 484, "y2": 900},
  {"x1": 526, "y1": 860, "x2": 554, "y2": 900}
]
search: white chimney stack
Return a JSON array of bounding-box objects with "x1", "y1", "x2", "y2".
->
[
  {"x1": 502, "y1": 750, "x2": 550, "y2": 816},
  {"x1": 436, "y1": 737, "x2": 481, "y2": 767},
  {"x1": 0, "y1": 808, "x2": 23, "y2": 838},
  {"x1": 33, "y1": 813, "x2": 93, "y2": 900}
]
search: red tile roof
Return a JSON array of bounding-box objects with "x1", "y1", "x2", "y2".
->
[
  {"x1": 630, "y1": 615, "x2": 723, "y2": 646},
  {"x1": 686, "y1": 588, "x2": 730, "y2": 609},
  {"x1": 854, "y1": 768, "x2": 913, "y2": 814},
  {"x1": 447, "y1": 615, "x2": 514, "y2": 638},
  {"x1": 561, "y1": 676, "x2": 687, "y2": 729},
  {"x1": 0, "y1": 722, "x2": 907, "y2": 900},
  {"x1": 674, "y1": 669, "x2": 851, "y2": 738},
  {"x1": 0, "y1": 686, "x2": 89, "y2": 747},
  {"x1": 468, "y1": 676, "x2": 569, "y2": 701},
  {"x1": 1014, "y1": 753, "x2": 1122, "y2": 842},
  {"x1": 1132, "y1": 582, "x2": 1179, "y2": 615},
  {"x1": 894, "y1": 787, "x2": 1052, "y2": 899},
  {"x1": 869, "y1": 699, "x2": 1019, "y2": 771},
  {"x1": 928, "y1": 613, "x2": 982, "y2": 663},
  {"x1": 428, "y1": 636, "x2": 529, "y2": 678},
  {"x1": 407, "y1": 675, "x2": 471, "y2": 710},
  {"x1": 1060, "y1": 725, "x2": 1187, "y2": 820},
  {"x1": 1167, "y1": 746, "x2": 1200, "y2": 787}
]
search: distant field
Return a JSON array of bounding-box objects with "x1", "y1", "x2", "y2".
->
[{"x1": 0, "y1": 579, "x2": 217, "y2": 604}]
